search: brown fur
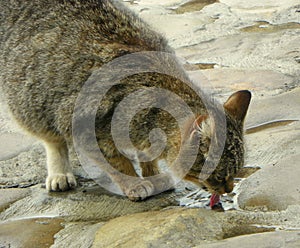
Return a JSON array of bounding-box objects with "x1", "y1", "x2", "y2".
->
[{"x1": 0, "y1": 0, "x2": 251, "y2": 200}]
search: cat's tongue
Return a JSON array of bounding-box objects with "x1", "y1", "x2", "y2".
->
[{"x1": 210, "y1": 193, "x2": 220, "y2": 208}]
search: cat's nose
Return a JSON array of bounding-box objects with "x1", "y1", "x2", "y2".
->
[
  {"x1": 224, "y1": 176, "x2": 234, "y2": 193},
  {"x1": 217, "y1": 185, "x2": 232, "y2": 195},
  {"x1": 225, "y1": 186, "x2": 233, "y2": 193},
  {"x1": 216, "y1": 182, "x2": 233, "y2": 194}
]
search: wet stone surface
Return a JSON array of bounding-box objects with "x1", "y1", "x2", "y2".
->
[
  {"x1": 0, "y1": 218, "x2": 64, "y2": 248},
  {"x1": 0, "y1": 0, "x2": 300, "y2": 247},
  {"x1": 173, "y1": 0, "x2": 219, "y2": 14}
]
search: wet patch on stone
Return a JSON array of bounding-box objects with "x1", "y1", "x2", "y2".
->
[
  {"x1": 179, "y1": 188, "x2": 237, "y2": 211},
  {"x1": 0, "y1": 217, "x2": 64, "y2": 248},
  {"x1": 173, "y1": 0, "x2": 219, "y2": 14},
  {"x1": 184, "y1": 62, "x2": 216, "y2": 71},
  {"x1": 241, "y1": 21, "x2": 300, "y2": 33},
  {"x1": 179, "y1": 165, "x2": 261, "y2": 211}
]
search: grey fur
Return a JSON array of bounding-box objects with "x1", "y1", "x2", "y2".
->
[{"x1": 0, "y1": 0, "x2": 251, "y2": 200}]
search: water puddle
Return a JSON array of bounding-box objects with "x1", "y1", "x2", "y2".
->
[
  {"x1": 180, "y1": 188, "x2": 237, "y2": 211},
  {"x1": 184, "y1": 62, "x2": 216, "y2": 70},
  {"x1": 241, "y1": 21, "x2": 300, "y2": 33},
  {"x1": 173, "y1": 0, "x2": 219, "y2": 14},
  {"x1": 180, "y1": 164, "x2": 261, "y2": 211},
  {"x1": 0, "y1": 217, "x2": 64, "y2": 248}
]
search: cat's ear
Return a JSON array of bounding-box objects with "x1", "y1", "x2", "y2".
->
[{"x1": 224, "y1": 90, "x2": 251, "y2": 122}]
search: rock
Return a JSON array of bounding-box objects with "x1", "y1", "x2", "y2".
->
[
  {"x1": 0, "y1": 132, "x2": 36, "y2": 161},
  {"x1": 174, "y1": 0, "x2": 219, "y2": 14},
  {"x1": 0, "y1": 184, "x2": 185, "y2": 222},
  {"x1": 196, "y1": 231, "x2": 300, "y2": 248},
  {"x1": 92, "y1": 208, "x2": 225, "y2": 248},
  {"x1": 188, "y1": 68, "x2": 294, "y2": 97},
  {"x1": 244, "y1": 122, "x2": 300, "y2": 167},
  {"x1": 219, "y1": 0, "x2": 299, "y2": 10},
  {"x1": 272, "y1": 5, "x2": 300, "y2": 24},
  {"x1": 124, "y1": 0, "x2": 183, "y2": 7},
  {"x1": 0, "y1": 217, "x2": 64, "y2": 248},
  {"x1": 245, "y1": 88, "x2": 300, "y2": 128},
  {"x1": 238, "y1": 153, "x2": 300, "y2": 211},
  {"x1": 92, "y1": 206, "x2": 300, "y2": 248},
  {"x1": 243, "y1": 88, "x2": 300, "y2": 167},
  {"x1": 176, "y1": 30, "x2": 300, "y2": 76},
  {"x1": 52, "y1": 222, "x2": 104, "y2": 248},
  {"x1": 0, "y1": 142, "x2": 92, "y2": 189},
  {"x1": 0, "y1": 0, "x2": 299, "y2": 247},
  {"x1": 0, "y1": 188, "x2": 30, "y2": 212},
  {"x1": 0, "y1": 144, "x2": 47, "y2": 187},
  {"x1": 135, "y1": 5, "x2": 213, "y2": 48}
]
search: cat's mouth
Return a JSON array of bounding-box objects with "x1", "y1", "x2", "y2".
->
[
  {"x1": 206, "y1": 175, "x2": 234, "y2": 195},
  {"x1": 210, "y1": 193, "x2": 220, "y2": 208},
  {"x1": 184, "y1": 174, "x2": 224, "y2": 210}
]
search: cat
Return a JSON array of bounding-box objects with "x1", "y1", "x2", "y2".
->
[{"x1": 0, "y1": 0, "x2": 251, "y2": 206}]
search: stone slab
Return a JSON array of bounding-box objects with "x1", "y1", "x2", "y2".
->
[
  {"x1": 238, "y1": 153, "x2": 300, "y2": 211},
  {"x1": 0, "y1": 132, "x2": 36, "y2": 161},
  {"x1": 0, "y1": 218, "x2": 64, "y2": 248},
  {"x1": 0, "y1": 188, "x2": 30, "y2": 213},
  {"x1": 197, "y1": 230, "x2": 300, "y2": 248}
]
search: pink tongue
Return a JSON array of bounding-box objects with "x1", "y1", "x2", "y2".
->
[{"x1": 210, "y1": 194, "x2": 220, "y2": 208}]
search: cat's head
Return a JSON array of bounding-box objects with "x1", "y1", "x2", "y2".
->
[{"x1": 185, "y1": 90, "x2": 251, "y2": 194}]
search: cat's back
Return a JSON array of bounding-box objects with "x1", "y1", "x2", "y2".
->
[
  {"x1": 0, "y1": 0, "x2": 171, "y2": 136},
  {"x1": 0, "y1": 0, "x2": 168, "y2": 87}
]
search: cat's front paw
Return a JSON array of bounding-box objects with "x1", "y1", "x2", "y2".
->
[
  {"x1": 125, "y1": 180, "x2": 155, "y2": 201},
  {"x1": 46, "y1": 173, "x2": 77, "y2": 191}
]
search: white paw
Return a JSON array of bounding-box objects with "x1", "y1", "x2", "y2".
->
[
  {"x1": 46, "y1": 173, "x2": 77, "y2": 191},
  {"x1": 125, "y1": 180, "x2": 155, "y2": 201}
]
